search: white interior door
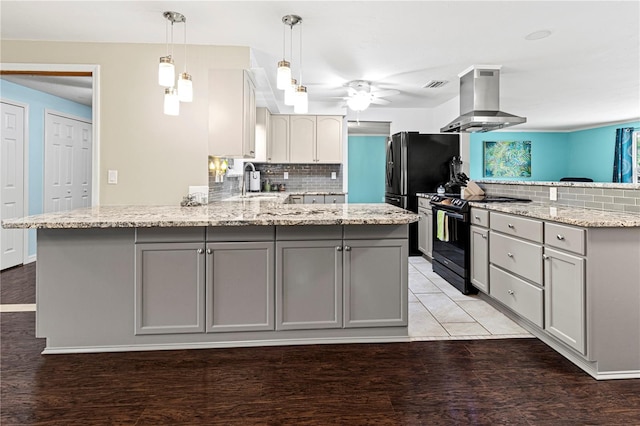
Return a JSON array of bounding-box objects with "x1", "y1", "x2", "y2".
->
[
  {"x1": 45, "y1": 111, "x2": 92, "y2": 213},
  {"x1": 1, "y1": 101, "x2": 25, "y2": 270}
]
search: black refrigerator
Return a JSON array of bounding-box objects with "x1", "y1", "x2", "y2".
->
[{"x1": 385, "y1": 132, "x2": 460, "y2": 255}]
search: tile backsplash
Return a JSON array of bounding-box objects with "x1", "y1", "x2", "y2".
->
[
  {"x1": 478, "y1": 182, "x2": 640, "y2": 214},
  {"x1": 208, "y1": 162, "x2": 343, "y2": 201}
]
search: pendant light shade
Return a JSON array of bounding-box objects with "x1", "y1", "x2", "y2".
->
[
  {"x1": 294, "y1": 85, "x2": 308, "y2": 114},
  {"x1": 164, "y1": 88, "x2": 180, "y2": 116},
  {"x1": 284, "y1": 78, "x2": 297, "y2": 106},
  {"x1": 277, "y1": 61, "x2": 291, "y2": 90},
  {"x1": 178, "y1": 72, "x2": 193, "y2": 102},
  {"x1": 158, "y1": 56, "x2": 175, "y2": 87}
]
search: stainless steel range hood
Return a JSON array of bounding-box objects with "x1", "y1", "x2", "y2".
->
[{"x1": 441, "y1": 65, "x2": 526, "y2": 133}]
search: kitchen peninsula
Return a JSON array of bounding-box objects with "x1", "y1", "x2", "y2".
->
[{"x1": 2, "y1": 200, "x2": 418, "y2": 354}]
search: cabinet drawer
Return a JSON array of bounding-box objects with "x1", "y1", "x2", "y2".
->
[
  {"x1": 135, "y1": 227, "x2": 205, "y2": 243},
  {"x1": 545, "y1": 222, "x2": 585, "y2": 255},
  {"x1": 325, "y1": 194, "x2": 345, "y2": 204},
  {"x1": 490, "y1": 232, "x2": 543, "y2": 285},
  {"x1": 304, "y1": 195, "x2": 324, "y2": 204},
  {"x1": 470, "y1": 208, "x2": 489, "y2": 227},
  {"x1": 490, "y1": 265, "x2": 543, "y2": 328},
  {"x1": 418, "y1": 197, "x2": 430, "y2": 209},
  {"x1": 490, "y1": 212, "x2": 543, "y2": 243}
]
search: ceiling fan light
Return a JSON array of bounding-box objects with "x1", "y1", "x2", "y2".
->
[
  {"x1": 158, "y1": 56, "x2": 175, "y2": 87},
  {"x1": 277, "y1": 61, "x2": 291, "y2": 90},
  {"x1": 347, "y1": 92, "x2": 371, "y2": 112},
  {"x1": 284, "y1": 78, "x2": 297, "y2": 106},
  {"x1": 294, "y1": 85, "x2": 308, "y2": 114},
  {"x1": 177, "y1": 72, "x2": 193, "y2": 102},
  {"x1": 164, "y1": 87, "x2": 180, "y2": 116}
]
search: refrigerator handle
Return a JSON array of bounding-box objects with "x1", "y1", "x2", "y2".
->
[{"x1": 386, "y1": 139, "x2": 393, "y2": 187}]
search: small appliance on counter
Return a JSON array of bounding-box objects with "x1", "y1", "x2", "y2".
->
[{"x1": 245, "y1": 171, "x2": 261, "y2": 192}]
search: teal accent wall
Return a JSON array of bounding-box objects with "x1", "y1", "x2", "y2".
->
[
  {"x1": 470, "y1": 120, "x2": 640, "y2": 182},
  {"x1": 0, "y1": 79, "x2": 92, "y2": 258},
  {"x1": 348, "y1": 136, "x2": 387, "y2": 203}
]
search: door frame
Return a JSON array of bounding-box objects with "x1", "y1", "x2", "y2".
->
[
  {"x1": 0, "y1": 63, "x2": 101, "y2": 207},
  {"x1": 0, "y1": 98, "x2": 30, "y2": 265}
]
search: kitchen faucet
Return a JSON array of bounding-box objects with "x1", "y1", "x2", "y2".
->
[{"x1": 241, "y1": 162, "x2": 256, "y2": 197}]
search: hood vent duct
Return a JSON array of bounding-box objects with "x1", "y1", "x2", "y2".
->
[{"x1": 441, "y1": 65, "x2": 526, "y2": 133}]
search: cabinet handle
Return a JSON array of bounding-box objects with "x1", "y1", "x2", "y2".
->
[
  {"x1": 250, "y1": 150, "x2": 255, "y2": 154},
  {"x1": 507, "y1": 223, "x2": 514, "y2": 229},
  {"x1": 543, "y1": 254, "x2": 550, "y2": 260},
  {"x1": 197, "y1": 248, "x2": 204, "y2": 254},
  {"x1": 481, "y1": 234, "x2": 487, "y2": 239},
  {"x1": 312, "y1": 200, "x2": 316, "y2": 203},
  {"x1": 507, "y1": 252, "x2": 513, "y2": 258},
  {"x1": 206, "y1": 248, "x2": 213, "y2": 255},
  {"x1": 336, "y1": 246, "x2": 343, "y2": 252},
  {"x1": 474, "y1": 215, "x2": 480, "y2": 220},
  {"x1": 508, "y1": 290, "x2": 514, "y2": 295},
  {"x1": 345, "y1": 246, "x2": 351, "y2": 251},
  {"x1": 556, "y1": 234, "x2": 565, "y2": 240}
]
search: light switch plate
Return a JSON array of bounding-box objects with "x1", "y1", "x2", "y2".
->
[
  {"x1": 549, "y1": 187, "x2": 557, "y2": 201},
  {"x1": 331, "y1": 172, "x2": 337, "y2": 180},
  {"x1": 108, "y1": 170, "x2": 118, "y2": 184},
  {"x1": 284, "y1": 172, "x2": 289, "y2": 180}
]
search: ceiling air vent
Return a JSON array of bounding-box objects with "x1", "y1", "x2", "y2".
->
[{"x1": 423, "y1": 80, "x2": 449, "y2": 89}]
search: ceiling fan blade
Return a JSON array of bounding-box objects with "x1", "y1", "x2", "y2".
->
[
  {"x1": 370, "y1": 98, "x2": 391, "y2": 105},
  {"x1": 371, "y1": 89, "x2": 400, "y2": 97}
]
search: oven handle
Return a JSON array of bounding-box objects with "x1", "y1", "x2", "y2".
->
[{"x1": 431, "y1": 209, "x2": 466, "y2": 221}]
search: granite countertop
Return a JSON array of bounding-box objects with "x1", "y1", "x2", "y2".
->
[
  {"x1": 1, "y1": 201, "x2": 418, "y2": 229},
  {"x1": 468, "y1": 201, "x2": 640, "y2": 228}
]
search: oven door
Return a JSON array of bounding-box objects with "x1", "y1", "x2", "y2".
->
[{"x1": 431, "y1": 207, "x2": 469, "y2": 278}]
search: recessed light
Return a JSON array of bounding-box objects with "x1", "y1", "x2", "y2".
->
[{"x1": 525, "y1": 30, "x2": 552, "y2": 41}]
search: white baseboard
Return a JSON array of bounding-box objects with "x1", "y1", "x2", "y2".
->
[{"x1": 24, "y1": 254, "x2": 36, "y2": 265}]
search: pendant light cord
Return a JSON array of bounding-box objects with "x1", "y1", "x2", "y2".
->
[
  {"x1": 183, "y1": 19, "x2": 187, "y2": 72},
  {"x1": 165, "y1": 19, "x2": 170, "y2": 56},
  {"x1": 298, "y1": 23, "x2": 303, "y2": 84},
  {"x1": 282, "y1": 24, "x2": 286, "y2": 61}
]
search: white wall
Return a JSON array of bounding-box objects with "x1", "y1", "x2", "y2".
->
[{"x1": 2, "y1": 40, "x2": 250, "y2": 205}]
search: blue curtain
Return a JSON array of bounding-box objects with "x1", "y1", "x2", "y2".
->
[{"x1": 612, "y1": 127, "x2": 633, "y2": 182}]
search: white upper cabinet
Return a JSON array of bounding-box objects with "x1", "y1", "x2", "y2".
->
[
  {"x1": 269, "y1": 114, "x2": 343, "y2": 164},
  {"x1": 290, "y1": 115, "x2": 317, "y2": 163},
  {"x1": 254, "y1": 107, "x2": 270, "y2": 162},
  {"x1": 316, "y1": 116, "x2": 343, "y2": 163},
  {"x1": 269, "y1": 114, "x2": 290, "y2": 163},
  {"x1": 208, "y1": 69, "x2": 256, "y2": 158}
]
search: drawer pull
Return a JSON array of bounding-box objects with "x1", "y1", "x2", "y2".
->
[
  {"x1": 507, "y1": 252, "x2": 514, "y2": 258},
  {"x1": 474, "y1": 215, "x2": 480, "y2": 220},
  {"x1": 556, "y1": 234, "x2": 565, "y2": 240},
  {"x1": 508, "y1": 290, "x2": 514, "y2": 295},
  {"x1": 508, "y1": 223, "x2": 514, "y2": 229}
]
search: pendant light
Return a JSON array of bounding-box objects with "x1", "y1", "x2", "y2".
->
[
  {"x1": 177, "y1": 13, "x2": 193, "y2": 102},
  {"x1": 158, "y1": 15, "x2": 175, "y2": 87},
  {"x1": 277, "y1": 15, "x2": 301, "y2": 90}
]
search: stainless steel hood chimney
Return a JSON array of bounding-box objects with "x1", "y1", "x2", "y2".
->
[{"x1": 441, "y1": 65, "x2": 526, "y2": 133}]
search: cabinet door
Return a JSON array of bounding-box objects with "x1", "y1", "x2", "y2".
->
[
  {"x1": 316, "y1": 115, "x2": 343, "y2": 163},
  {"x1": 269, "y1": 115, "x2": 289, "y2": 163},
  {"x1": 290, "y1": 115, "x2": 317, "y2": 163},
  {"x1": 470, "y1": 225, "x2": 489, "y2": 293},
  {"x1": 544, "y1": 247, "x2": 586, "y2": 354},
  {"x1": 242, "y1": 70, "x2": 256, "y2": 158},
  {"x1": 206, "y1": 242, "x2": 274, "y2": 332},
  {"x1": 276, "y1": 240, "x2": 343, "y2": 330},
  {"x1": 418, "y1": 209, "x2": 428, "y2": 255},
  {"x1": 135, "y1": 243, "x2": 205, "y2": 335},
  {"x1": 344, "y1": 239, "x2": 408, "y2": 327},
  {"x1": 425, "y1": 209, "x2": 433, "y2": 258},
  {"x1": 254, "y1": 107, "x2": 270, "y2": 162}
]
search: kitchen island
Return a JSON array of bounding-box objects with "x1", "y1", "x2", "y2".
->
[{"x1": 2, "y1": 201, "x2": 418, "y2": 354}]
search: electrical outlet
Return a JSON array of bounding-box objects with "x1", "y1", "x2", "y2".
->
[
  {"x1": 284, "y1": 172, "x2": 288, "y2": 180},
  {"x1": 331, "y1": 172, "x2": 337, "y2": 180},
  {"x1": 108, "y1": 170, "x2": 118, "y2": 184},
  {"x1": 549, "y1": 187, "x2": 557, "y2": 201}
]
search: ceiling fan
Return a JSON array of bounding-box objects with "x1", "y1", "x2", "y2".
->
[{"x1": 341, "y1": 80, "x2": 400, "y2": 112}]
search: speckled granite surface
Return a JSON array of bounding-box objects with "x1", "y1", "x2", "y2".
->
[
  {"x1": 468, "y1": 201, "x2": 640, "y2": 228},
  {"x1": 1, "y1": 201, "x2": 418, "y2": 229}
]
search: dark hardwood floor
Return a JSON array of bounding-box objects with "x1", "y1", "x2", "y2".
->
[{"x1": 2, "y1": 264, "x2": 639, "y2": 425}]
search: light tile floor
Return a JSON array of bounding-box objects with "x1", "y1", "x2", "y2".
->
[{"x1": 408, "y1": 256, "x2": 532, "y2": 341}]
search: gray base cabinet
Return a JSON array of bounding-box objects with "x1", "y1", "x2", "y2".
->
[
  {"x1": 470, "y1": 225, "x2": 489, "y2": 293},
  {"x1": 344, "y1": 239, "x2": 408, "y2": 327},
  {"x1": 135, "y1": 243, "x2": 206, "y2": 335},
  {"x1": 276, "y1": 240, "x2": 343, "y2": 330},
  {"x1": 543, "y1": 247, "x2": 585, "y2": 354},
  {"x1": 206, "y1": 241, "x2": 275, "y2": 332},
  {"x1": 417, "y1": 198, "x2": 433, "y2": 258}
]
